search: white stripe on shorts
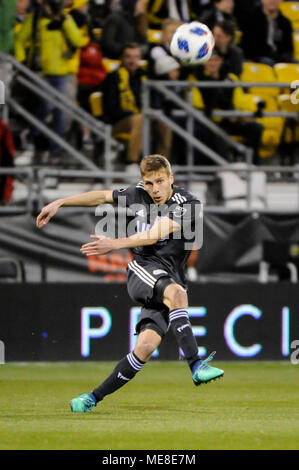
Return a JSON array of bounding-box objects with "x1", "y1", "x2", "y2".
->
[
  {"x1": 128, "y1": 262, "x2": 155, "y2": 288},
  {"x1": 132, "y1": 260, "x2": 157, "y2": 283}
]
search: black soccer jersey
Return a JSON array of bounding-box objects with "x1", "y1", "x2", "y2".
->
[{"x1": 112, "y1": 181, "x2": 202, "y2": 287}]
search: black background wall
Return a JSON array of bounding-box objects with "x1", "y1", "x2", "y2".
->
[{"x1": 1, "y1": 283, "x2": 297, "y2": 361}]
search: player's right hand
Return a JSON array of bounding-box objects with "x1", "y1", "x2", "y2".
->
[{"x1": 36, "y1": 201, "x2": 61, "y2": 228}]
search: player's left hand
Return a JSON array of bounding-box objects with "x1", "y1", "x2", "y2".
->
[{"x1": 80, "y1": 235, "x2": 115, "y2": 256}]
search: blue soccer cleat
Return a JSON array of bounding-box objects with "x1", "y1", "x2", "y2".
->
[
  {"x1": 192, "y1": 351, "x2": 224, "y2": 386},
  {"x1": 70, "y1": 393, "x2": 96, "y2": 413}
]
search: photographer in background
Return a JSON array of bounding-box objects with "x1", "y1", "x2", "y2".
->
[
  {"x1": 15, "y1": 0, "x2": 89, "y2": 163},
  {"x1": 14, "y1": 0, "x2": 31, "y2": 36}
]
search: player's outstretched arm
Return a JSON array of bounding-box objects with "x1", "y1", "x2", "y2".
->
[
  {"x1": 80, "y1": 216, "x2": 182, "y2": 256},
  {"x1": 36, "y1": 190, "x2": 114, "y2": 228}
]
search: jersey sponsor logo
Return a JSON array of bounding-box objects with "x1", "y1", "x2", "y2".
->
[
  {"x1": 153, "y1": 269, "x2": 168, "y2": 275},
  {"x1": 173, "y1": 206, "x2": 187, "y2": 218},
  {"x1": 136, "y1": 209, "x2": 145, "y2": 217}
]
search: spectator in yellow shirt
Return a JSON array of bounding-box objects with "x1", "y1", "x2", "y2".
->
[{"x1": 15, "y1": 0, "x2": 89, "y2": 160}]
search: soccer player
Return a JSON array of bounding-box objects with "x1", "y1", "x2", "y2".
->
[{"x1": 36, "y1": 154, "x2": 224, "y2": 412}]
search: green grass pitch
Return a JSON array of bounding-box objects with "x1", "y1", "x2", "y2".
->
[{"x1": 0, "y1": 361, "x2": 298, "y2": 450}]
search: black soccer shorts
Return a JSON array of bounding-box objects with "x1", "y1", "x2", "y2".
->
[{"x1": 127, "y1": 259, "x2": 179, "y2": 338}]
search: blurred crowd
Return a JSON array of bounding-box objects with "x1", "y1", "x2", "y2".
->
[{"x1": 0, "y1": 0, "x2": 299, "y2": 181}]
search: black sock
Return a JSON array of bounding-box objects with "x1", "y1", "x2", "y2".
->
[
  {"x1": 169, "y1": 308, "x2": 200, "y2": 370},
  {"x1": 92, "y1": 352, "x2": 145, "y2": 402}
]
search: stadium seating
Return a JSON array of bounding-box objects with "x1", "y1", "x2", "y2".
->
[
  {"x1": 240, "y1": 62, "x2": 299, "y2": 157},
  {"x1": 92, "y1": 28, "x2": 102, "y2": 40},
  {"x1": 259, "y1": 116, "x2": 286, "y2": 158},
  {"x1": 0, "y1": 258, "x2": 25, "y2": 282},
  {"x1": 89, "y1": 91, "x2": 130, "y2": 144},
  {"x1": 293, "y1": 32, "x2": 299, "y2": 60},
  {"x1": 233, "y1": 72, "x2": 285, "y2": 158},
  {"x1": 241, "y1": 62, "x2": 280, "y2": 98},
  {"x1": 232, "y1": 95, "x2": 285, "y2": 158},
  {"x1": 103, "y1": 59, "x2": 148, "y2": 73},
  {"x1": 279, "y1": 2, "x2": 299, "y2": 29},
  {"x1": 103, "y1": 59, "x2": 121, "y2": 73},
  {"x1": 277, "y1": 93, "x2": 299, "y2": 113},
  {"x1": 191, "y1": 73, "x2": 285, "y2": 159},
  {"x1": 266, "y1": 181, "x2": 299, "y2": 210},
  {"x1": 147, "y1": 29, "x2": 162, "y2": 44},
  {"x1": 277, "y1": 94, "x2": 299, "y2": 144},
  {"x1": 253, "y1": 95, "x2": 285, "y2": 158},
  {"x1": 89, "y1": 91, "x2": 103, "y2": 117},
  {"x1": 273, "y1": 62, "x2": 299, "y2": 93},
  {"x1": 218, "y1": 163, "x2": 267, "y2": 209}
]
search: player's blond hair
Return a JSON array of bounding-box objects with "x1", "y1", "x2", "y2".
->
[{"x1": 140, "y1": 154, "x2": 172, "y2": 176}]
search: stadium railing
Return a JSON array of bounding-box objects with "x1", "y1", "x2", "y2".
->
[
  {"x1": 0, "y1": 57, "x2": 298, "y2": 213},
  {"x1": 33, "y1": 164, "x2": 299, "y2": 213},
  {"x1": 0, "y1": 52, "x2": 124, "y2": 178},
  {"x1": 142, "y1": 78, "x2": 298, "y2": 203},
  {"x1": 142, "y1": 79, "x2": 298, "y2": 166}
]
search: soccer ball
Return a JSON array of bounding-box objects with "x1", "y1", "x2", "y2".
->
[{"x1": 170, "y1": 21, "x2": 215, "y2": 66}]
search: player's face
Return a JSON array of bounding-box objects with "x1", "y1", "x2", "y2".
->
[{"x1": 142, "y1": 170, "x2": 174, "y2": 205}]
